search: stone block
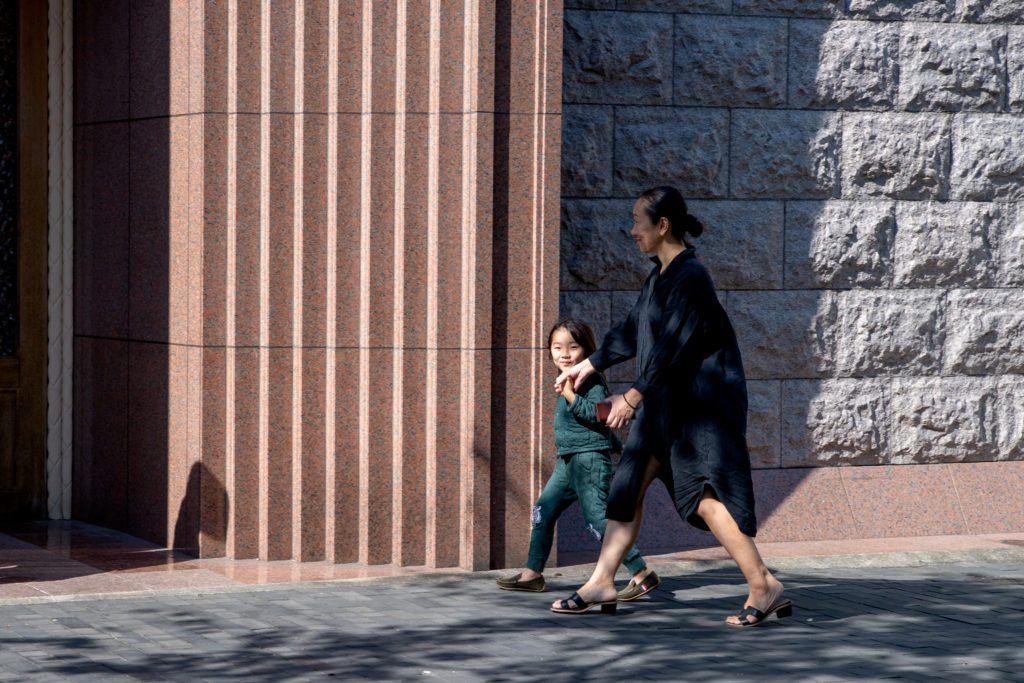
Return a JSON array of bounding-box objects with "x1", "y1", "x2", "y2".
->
[
  {"x1": 898, "y1": 25, "x2": 1005, "y2": 112},
  {"x1": 558, "y1": 290, "x2": 613, "y2": 344},
  {"x1": 734, "y1": 0, "x2": 846, "y2": 16},
  {"x1": 890, "y1": 377, "x2": 1002, "y2": 462},
  {"x1": 956, "y1": 0, "x2": 1024, "y2": 23},
  {"x1": 566, "y1": 0, "x2": 615, "y2": 8},
  {"x1": 842, "y1": 113, "x2": 951, "y2": 200},
  {"x1": 686, "y1": 200, "x2": 785, "y2": 290},
  {"x1": 619, "y1": 0, "x2": 730, "y2": 12},
  {"x1": 613, "y1": 107, "x2": 730, "y2": 197},
  {"x1": 784, "y1": 200, "x2": 895, "y2": 289},
  {"x1": 782, "y1": 379, "x2": 889, "y2": 467},
  {"x1": 560, "y1": 198, "x2": 650, "y2": 290},
  {"x1": 747, "y1": 380, "x2": 780, "y2": 469},
  {"x1": 833, "y1": 290, "x2": 945, "y2": 376},
  {"x1": 611, "y1": 289, "x2": 640, "y2": 323},
  {"x1": 997, "y1": 376, "x2": 1024, "y2": 460},
  {"x1": 674, "y1": 16, "x2": 788, "y2": 108},
  {"x1": 604, "y1": 291, "x2": 641, "y2": 383},
  {"x1": 848, "y1": 0, "x2": 953, "y2": 21},
  {"x1": 998, "y1": 205, "x2": 1024, "y2": 287},
  {"x1": 893, "y1": 202, "x2": 1000, "y2": 288},
  {"x1": 951, "y1": 115, "x2": 1024, "y2": 201},
  {"x1": 731, "y1": 110, "x2": 841, "y2": 199},
  {"x1": 789, "y1": 21, "x2": 899, "y2": 110},
  {"x1": 563, "y1": 10, "x2": 673, "y2": 105},
  {"x1": 1010, "y1": 28, "x2": 1024, "y2": 111},
  {"x1": 727, "y1": 290, "x2": 834, "y2": 379},
  {"x1": 605, "y1": 357, "x2": 638, "y2": 385},
  {"x1": 561, "y1": 105, "x2": 614, "y2": 197},
  {"x1": 944, "y1": 290, "x2": 1024, "y2": 375}
]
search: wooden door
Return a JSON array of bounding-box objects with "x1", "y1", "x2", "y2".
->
[{"x1": 0, "y1": 0, "x2": 47, "y2": 518}]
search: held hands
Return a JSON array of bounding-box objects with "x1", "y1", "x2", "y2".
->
[
  {"x1": 605, "y1": 393, "x2": 635, "y2": 429},
  {"x1": 554, "y1": 358, "x2": 595, "y2": 394}
]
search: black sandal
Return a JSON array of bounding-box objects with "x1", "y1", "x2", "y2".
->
[
  {"x1": 550, "y1": 591, "x2": 617, "y2": 615},
  {"x1": 729, "y1": 599, "x2": 793, "y2": 627}
]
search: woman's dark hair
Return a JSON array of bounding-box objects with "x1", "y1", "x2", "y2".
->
[
  {"x1": 639, "y1": 185, "x2": 704, "y2": 242},
  {"x1": 547, "y1": 319, "x2": 598, "y2": 358}
]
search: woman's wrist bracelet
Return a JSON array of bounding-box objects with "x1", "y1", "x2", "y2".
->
[{"x1": 623, "y1": 394, "x2": 638, "y2": 410}]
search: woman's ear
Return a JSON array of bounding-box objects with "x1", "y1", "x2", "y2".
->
[{"x1": 658, "y1": 216, "x2": 672, "y2": 236}]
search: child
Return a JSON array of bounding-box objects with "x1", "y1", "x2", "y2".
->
[{"x1": 496, "y1": 319, "x2": 658, "y2": 603}]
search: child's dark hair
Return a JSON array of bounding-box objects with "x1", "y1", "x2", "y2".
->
[
  {"x1": 639, "y1": 185, "x2": 704, "y2": 242},
  {"x1": 547, "y1": 319, "x2": 598, "y2": 358}
]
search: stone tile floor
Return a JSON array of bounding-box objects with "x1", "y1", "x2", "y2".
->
[{"x1": 2, "y1": 522, "x2": 1024, "y2": 681}]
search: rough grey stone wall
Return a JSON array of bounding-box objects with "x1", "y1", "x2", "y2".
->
[{"x1": 561, "y1": 1, "x2": 1024, "y2": 469}]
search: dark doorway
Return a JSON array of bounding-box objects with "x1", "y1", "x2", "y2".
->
[{"x1": 0, "y1": 0, "x2": 48, "y2": 518}]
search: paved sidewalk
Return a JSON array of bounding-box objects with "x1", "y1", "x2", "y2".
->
[{"x1": 1, "y1": 553, "x2": 1023, "y2": 681}]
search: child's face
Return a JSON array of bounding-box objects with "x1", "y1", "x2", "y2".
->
[{"x1": 550, "y1": 327, "x2": 585, "y2": 371}]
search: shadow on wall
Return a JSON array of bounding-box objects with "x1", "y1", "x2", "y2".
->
[{"x1": 173, "y1": 462, "x2": 228, "y2": 557}]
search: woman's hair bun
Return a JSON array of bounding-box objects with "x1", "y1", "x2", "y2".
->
[{"x1": 683, "y1": 212, "x2": 704, "y2": 239}]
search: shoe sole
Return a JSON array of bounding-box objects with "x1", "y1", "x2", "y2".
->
[
  {"x1": 550, "y1": 602, "x2": 617, "y2": 614},
  {"x1": 497, "y1": 584, "x2": 545, "y2": 592}
]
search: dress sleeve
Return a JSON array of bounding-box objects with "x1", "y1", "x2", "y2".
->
[
  {"x1": 631, "y1": 272, "x2": 709, "y2": 396},
  {"x1": 588, "y1": 294, "x2": 642, "y2": 372},
  {"x1": 567, "y1": 374, "x2": 610, "y2": 427}
]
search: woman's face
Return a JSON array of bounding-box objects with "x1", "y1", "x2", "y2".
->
[
  {"x1": 550, "y1": 327, "x2": 585, "y2": 371},
  {"x1": 630, "y1": 198, "x2": 665, "y2": 253}
]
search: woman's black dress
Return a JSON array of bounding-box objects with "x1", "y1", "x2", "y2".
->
[{"x1": 588, "y1": 248, "x2": 757, "y2": 537}]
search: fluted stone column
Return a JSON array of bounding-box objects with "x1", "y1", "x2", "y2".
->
[{"x1": 74, "y1": 0, "x2": 561, "y2": 570}]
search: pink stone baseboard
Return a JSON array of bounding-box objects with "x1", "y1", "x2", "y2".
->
[{"x1": 556, "y1": 461, "x2": 1024, "y2": 562}]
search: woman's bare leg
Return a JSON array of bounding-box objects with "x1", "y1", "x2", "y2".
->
[
  {"x1": 552, "y1": 456, "x2": 661, "y2": 608},
  {"x1": 695, "y1": 488, "x2": 784, "y2": 625}
]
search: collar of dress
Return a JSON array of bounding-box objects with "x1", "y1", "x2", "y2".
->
[{"x1": 649, "y1": 247, "x2": 696, "y2": 274}]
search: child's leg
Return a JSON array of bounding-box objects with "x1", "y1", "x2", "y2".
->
[
  {"x1": 572, "y1": 451, "x2": 647, "y2": 577},
  {"x1": 525, "y1": 456, "x2": 577, "y2": 574}
]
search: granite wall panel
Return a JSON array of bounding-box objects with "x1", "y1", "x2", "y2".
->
[{"x1": 75, "y1": 0, "x2": 561, "y2": 571}]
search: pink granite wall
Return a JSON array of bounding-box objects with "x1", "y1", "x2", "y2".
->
[{"x1": 74, "y1": 1, "x2": 561, "y2": 570}]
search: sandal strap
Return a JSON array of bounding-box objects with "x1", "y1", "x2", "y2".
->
[
  {"x1": 736, "y1": 605, "x2": 766, "y2": 625},
  {"x1": 559, "y1": 591, "x2": 589, "y2": 611}
]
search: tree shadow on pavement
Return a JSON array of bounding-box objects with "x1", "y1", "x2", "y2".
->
[{"x1": 1, "y1": 566, "x2": 1022, "y2": 681}]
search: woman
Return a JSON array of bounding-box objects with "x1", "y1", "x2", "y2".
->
[{"x1": 549, "y1": 186, "x2": 790, "y2": 627}]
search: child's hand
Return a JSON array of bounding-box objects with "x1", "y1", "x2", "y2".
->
[
  {"x1": 554, "y1": 358, "x2": 595, "y2": 394},
  {"x1": 560, "y1": 376, "x2": 576, "y2": 403}
]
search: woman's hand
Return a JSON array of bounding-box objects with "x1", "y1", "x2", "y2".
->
[
  {"x1": 554, "y1": 358, "x2": 595, "y2": 394},
  {"x1": 605, "y1": 393, "x2": 635, "y2": 429},
  {"x1": 605, "y1": 389, "x2": 644, "y2": 429}
]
